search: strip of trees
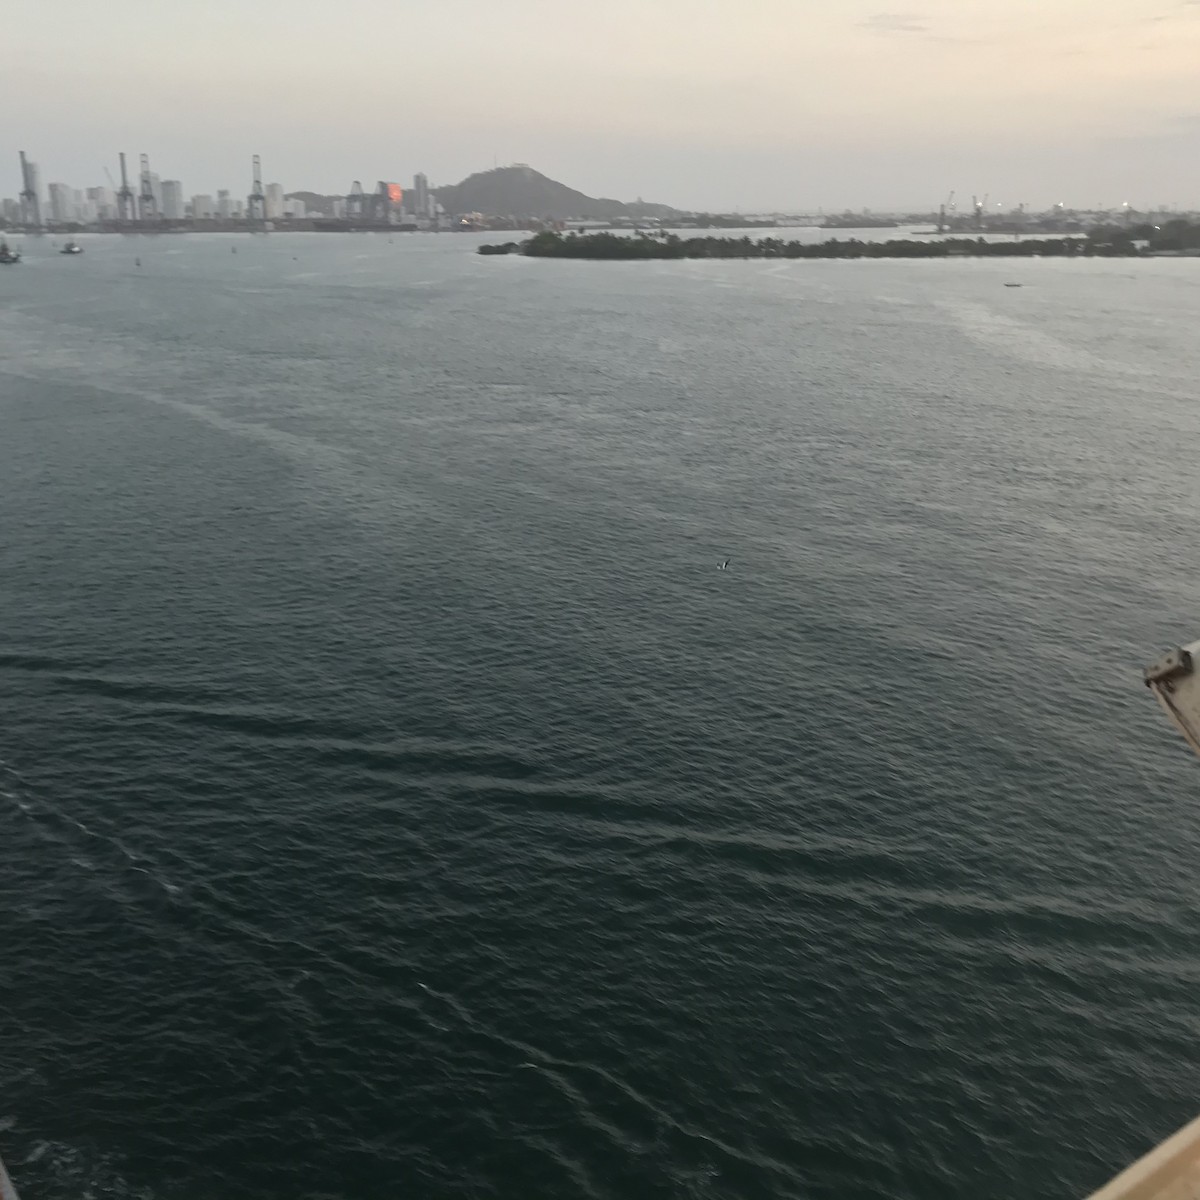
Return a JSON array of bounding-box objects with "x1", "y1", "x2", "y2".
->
[{"x1": 480, "y1": 230, "x2": 1140, "y2": 260}]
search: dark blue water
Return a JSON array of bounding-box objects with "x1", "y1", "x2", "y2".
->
[{"x1": 4, "y1": 233, "x2": 1200, "y2": 1199}]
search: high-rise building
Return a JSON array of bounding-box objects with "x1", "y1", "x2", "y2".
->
[
  {"x1": 87, "y1": 186, "x2": 117, "y2": 220},
  {"x1": 413, "y1": 173, "x2": 430, "y2": 217},
  {"x1": 48, "y1": 182, "x2": 75, "y2": 223},
  {"x1": 2, "y1": 198, "x2": 20, "y2": 224},
  {"x1": 216, "y1": 189, "x2": 232, "y2": 219},
  {"x1": 264, "y1": 182, "x2": 284, "y2": 219},
  {"x1": 20, "y1": 159, "x2": 42, "y2": 225},
  {"x1": 161, "y1": 181, "x2": 184, "y2": 220},
  {"x1": 150, "y1": 173, "x2": 163, "y2": 210},
  {"x1": 72, "y1": 188, "x2": 99, "y2": 225},
  {"x1": 283, "y1": 198, "x2": 305, "y2": 219},
  {"x1": 331, "y1": 198, "x2": 347, "y2": 219},
  {"x1": 191, "y1": 194, "x2": 215, "y2": 219}
]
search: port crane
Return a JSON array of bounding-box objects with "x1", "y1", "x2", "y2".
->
[
  {"x1": 137, "y1": 153, "x2": 158, "y2": 221},
  {"x1": 247, "y1": 154, "x2": 266, "y2": 221},
  {"x1": 343, "y1": 180, "x2": 404, "y2": 225},
  {"x1": 18, "y1": 152, "x2": 41, "y2": 227},
  {"x1": 936, "y1": 189, "x2": 955, "y2": 234},
  {"x1": 115, "y1": 153, "x2": 137, "y2": 223}
]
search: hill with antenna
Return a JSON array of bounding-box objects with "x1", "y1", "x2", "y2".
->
[{"x1": 433, "y1": 164, "x2": 677, "y2": 220}]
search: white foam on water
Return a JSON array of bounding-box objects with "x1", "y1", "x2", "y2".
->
[
  {"x1": 933, "y1": 297, "x2": 1102, "y2": 372},
  {"x1": 0, "y1": 754, "x2": 181, "y2": 899}
]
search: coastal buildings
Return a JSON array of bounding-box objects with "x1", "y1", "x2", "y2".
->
[
  {"x1": 73, "y1": 190, "x2": 97, "y2": 224},
  {"x1": 5, "y1": 148, "x2": 1196, "y2": 235},
  {"x1": 161, "y1": 181, "x2": 184, "y2": 220},
  {"x1": 87, "y1": 186, "x2": 117, "y2": 220},
  {"x1": 413, "y1": 172, "x2": 430, "y2": 216},
  {"x1": 2, "y1": 150, "x2": 451, "y2": 229},
  {"x1": 48, "y1": 182, "x2": 74, "y2": 223}
]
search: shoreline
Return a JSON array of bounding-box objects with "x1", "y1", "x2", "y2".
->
[{"x1": 481, "y1": 230, "x2": 1133, "y2": 261}]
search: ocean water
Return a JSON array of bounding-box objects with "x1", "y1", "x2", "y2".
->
[{"x1": 3, "y1": 232, "x2": 1200, "y2": 1200}]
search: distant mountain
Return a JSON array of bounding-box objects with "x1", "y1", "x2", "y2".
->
[
  {"x1": 285, "y1": 168, "x2": 678, "y2": 221},
  {"x1": 432, "y1": 165, "x2": 677, "y2": 221},
  {"x1": 286, "y1": 191, "x2": 334, "y2": 216}
]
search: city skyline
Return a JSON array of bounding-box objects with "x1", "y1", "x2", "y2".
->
[
  {"x1": 4, "y1": 0, "x2": 1200, "y2": 212},
  {"x1": 8, "y1": 149, "x2": 1200, "y2": 224},
  {"x1": 3, "y1": 155, "x2": 452, "y2": 228}
]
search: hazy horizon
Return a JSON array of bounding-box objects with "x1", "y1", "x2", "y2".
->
[{"x1": 5, "y1": 0, "x2": 1200, "y2": 212}]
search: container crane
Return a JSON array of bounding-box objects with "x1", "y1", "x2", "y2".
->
[
  {"x1": 937, "y1": 189, "x2": 955, "y2": 234},
  {"x1": 18, "y1": 151, "x2": 41, "y2": 228},
  {"x1": 116, "y1": 153, "x2": 137, "y2": 223},
  {"x1": 137, "y1": 153, "x2": 158, "y2": 222},
  {"x1": 247, "y1": 154, "x2": 266, "y2": 221}
]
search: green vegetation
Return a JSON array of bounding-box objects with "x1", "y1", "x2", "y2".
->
[
  {"x1": 684, "y1": 214, "x2": 779, "y2": 228},
  {"x1": 1089, "y1": 219, "x2": 1200, "y2": 253},
  {"x1": 481, "y1": 230, "x2": 1136, "y2": 260},
  {"x1": 438, "y1": 165, "x2": 678, "y2": 222}
]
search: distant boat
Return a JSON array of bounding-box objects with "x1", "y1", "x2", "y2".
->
[
  {"x1": 0, "y1": 241, "x2": 20, "y2": 264},
  {"x1": 60, "y1": 240, "x2": 83, "y2": 255},
  {"x1": 1003, "y1": 282, "x2": 1022, "y2": 288}
]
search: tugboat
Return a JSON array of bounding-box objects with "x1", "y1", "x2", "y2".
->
[
  {"x1": 60, "y1": 240, "x2": 83, "y2": 255},
  {"x1": 0, "y1": 241, "x2": 20, "y2": 264}
]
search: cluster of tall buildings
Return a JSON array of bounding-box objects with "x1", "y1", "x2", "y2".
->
[
  {"x1": 3, "y1": 155, "x2": 446, "y2": 228},
  {"x1": 2, "y1": 169, "x2": 294, "y2": 225},
  {"x1": 325, "y1": 174, "x2": 440, "y2": 222}
]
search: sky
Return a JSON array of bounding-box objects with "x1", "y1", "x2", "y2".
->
[{"x1": 5, "y1": 0, "x2": 1200, "y2": 212}]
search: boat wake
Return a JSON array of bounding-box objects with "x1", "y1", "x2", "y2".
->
[{"x1": 0, "y1": 756, "x2": 181, "y2": 901}]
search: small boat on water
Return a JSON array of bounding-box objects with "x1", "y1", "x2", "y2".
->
[
  {"x1": 60, "y1": 240, "x2": 83, "y2": 255},
  {"x1": 0, "y1": 241, "x2": 20, "y2": 264}
]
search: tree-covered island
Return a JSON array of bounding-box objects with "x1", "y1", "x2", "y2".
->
[{"x1": 478, "y1": 228, "x2": 1164, "y2": 260}]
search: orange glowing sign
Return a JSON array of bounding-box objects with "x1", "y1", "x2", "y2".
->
[{"x1": 386, "y1": 183, "x2": 403, "y2": 205}]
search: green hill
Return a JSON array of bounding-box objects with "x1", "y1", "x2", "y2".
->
[
  {"x1": 284, "y1": 167, "x2": 678, "y2": 221},
  {"x1": 432, "y1": 165, "x2": 676, "y2": 221}
]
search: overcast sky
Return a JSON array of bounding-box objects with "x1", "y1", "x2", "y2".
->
[{"x1": 5, "y1": 0, "x2": 1200, "y2": 211}]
